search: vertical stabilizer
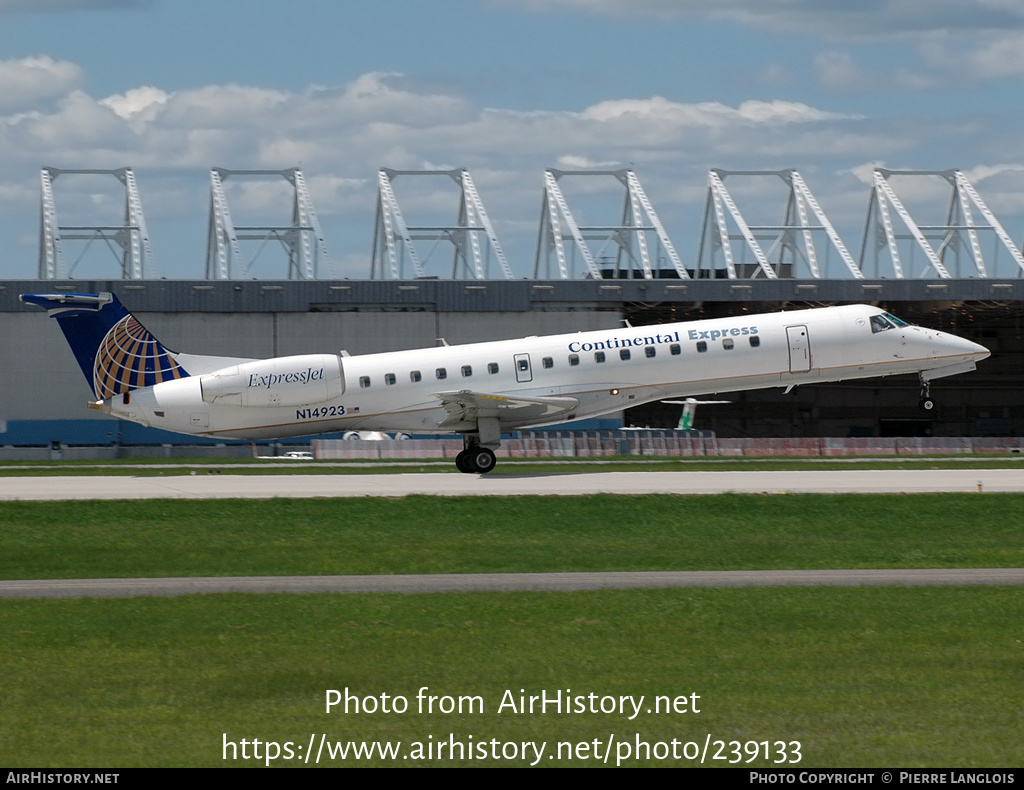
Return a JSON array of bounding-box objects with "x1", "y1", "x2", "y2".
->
[{"x1": 20, "y1": 292, "x2": 189, "y2": 399}]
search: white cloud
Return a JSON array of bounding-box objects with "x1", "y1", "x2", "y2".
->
[
  {"x1": 0, "y1": 63, "x2": 1018, "y2": 278},
  {"x1": 815, "y1": 51, "x2": 868, "y2": 93},
  {"x1": 968, "y1": 34, "x2": 1024, "y2": 77},
  {"x1": 8, "y1": 89, "x2": 128, "y2": 155},
  {"x1": 557, "y1": 154, "x2": 622, "y2": 168},
  {"x1": 0, "y1": 0, "x2": 144, "y2": 14},
  {"x1": 580, "y1": 96, "x2": 852, "y2": 127},
  {"x1": 0, "y1": 56, "x2": 82, "y2": 113},
  {"x1": 504, "y1": 0, "x2": 1024, "y2": 36},
  {"x1": 848, "y1": 162, "x2": 886, "y2": 186},
  {"x1": 161, "y1": 84, "x2": 290, "y2": 130},
  {"x1": 964, "y1": 163, "x2": 1024, "y2": 182},
  {"x1": 517, "y1": 2, "x2": 1024, "y2": 88},
  {"x1": 929, "y1": 31, "x2": 1024, "y2": 79},
  {"x1": 736, "y1": 100, "x2": 852, "y2": 124},
  {"x1": 100, "y1": 86, "x2": 168, "y2": 119},
  {"x1": 814, "y1": 51, "x2": 936, "y2": 93},
  {"x1": 99, "y1": 86, "x2": 169, "y2": 131},
  {"x1": 759, "y1": 63, "x2": 791, "y2": 86}
]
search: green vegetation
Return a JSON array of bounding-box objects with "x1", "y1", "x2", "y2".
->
[
  {"x1": 2, "y1": 587, "x2": 1020, "y2": 767},
  {"x1": 1, "y1": 493, "x2": 1022, "y2": 580},
  {"x1": 3, "y1": 492, "x2": 1021, "y2": 767}
]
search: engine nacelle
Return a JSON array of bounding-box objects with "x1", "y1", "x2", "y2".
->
[{"x1": 200, "y1": 354, "x2": 344, "y2": 408}]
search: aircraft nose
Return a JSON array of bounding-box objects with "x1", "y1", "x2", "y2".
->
[{"x1": 941, "y1": 332, "x2": 990, "y2": 362}]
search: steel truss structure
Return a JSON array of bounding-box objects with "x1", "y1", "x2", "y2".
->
[
  {"x1": 371, "y1": 168, "x2": 513, "y2": 280},
  {"x1": 534, "y1": 168, "x2": 686, "y2": 280},
  {"x1": 695, "y1": 169, "x2": 861, "y2": 281},
  {"x1": 205, "y1": 168, "x2": 332, "y2": 280},
  {"x1": 859, "y1": 169, "x2": 1024, "y2": 279},
  {"x1": 38, "y1": 167, "x2": 156, "y2": 280},
  {"x1": 38, "y1": 164, "x2": 1024, "y2": 282}
]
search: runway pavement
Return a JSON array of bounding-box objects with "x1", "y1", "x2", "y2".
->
[
  {"x1": 1, "y1": 468, "x2": 1023, "y2": 500},
  {"x1": 3, "y1": 568, "x2": 1023, "y2": 599}
]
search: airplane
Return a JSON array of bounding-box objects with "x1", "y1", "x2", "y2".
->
[
  {"x1": 663, "y1": 399, "x2": 731, "y2": 431},
  {"x1": 342, "y1": 431, "x2": 411, "y2": 440},
  {"x1": 622, "y1": 399, "x2": 729, "y2": 431},
  {"x1": 21, "y1": 291, "x2": 989, "y2": 474}
]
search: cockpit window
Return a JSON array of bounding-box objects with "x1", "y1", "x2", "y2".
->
[
  {"x1": 870, "y1": 314, "x2": 895, "y2": 334},
  {"x1": 871, "y1": 312, "x2": 909, "y2": 334}
]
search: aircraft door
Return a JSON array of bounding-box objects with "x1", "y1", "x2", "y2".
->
[
  {"x1": 786, "y1": 325, "x2": 811, "y2": 373},
  {"x1": 513, "y1": 353, "x2": 533, "y2": 383}
]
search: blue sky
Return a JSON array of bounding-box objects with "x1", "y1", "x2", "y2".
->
[{"x1": 2, "y1": 0, "x2": 1023, "y2": 279}]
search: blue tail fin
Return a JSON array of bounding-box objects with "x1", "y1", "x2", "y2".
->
[{"x1": 21, "y1": 292, "x2": 189, "y2": 399}]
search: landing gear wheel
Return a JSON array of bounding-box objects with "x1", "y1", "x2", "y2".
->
[
  {"x1": 455, "y1": 449, "x2": 474, "y2": 474},
  {"x1": 453, "y1": 447, "x2": 497, "y2": 475},
  {"x1": 468, "y1": 447, "x2": 496, "y2": 474},
  {"x1": 918, "y1": 377, "x2": 934, "y2": 412}
]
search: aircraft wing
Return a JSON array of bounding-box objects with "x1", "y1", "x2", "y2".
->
[{"x1": 435, "y1": 390, "x2": 579, "y2": 428}]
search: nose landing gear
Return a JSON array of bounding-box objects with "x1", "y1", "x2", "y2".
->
[{"x1": 918, "y1": 375, "x2": 935, "y2": 412}]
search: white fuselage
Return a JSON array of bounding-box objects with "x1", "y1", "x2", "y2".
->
[{"x1": 100, "y1": 304, "x2": 988, "y2": 441}]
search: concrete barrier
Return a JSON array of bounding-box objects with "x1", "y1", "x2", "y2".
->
[
  {"x1": 8, "y1": 433, "x2": 1016, "y2": 462},
  {"x1": 822, "y1": 438, "x2": 896, "y2": 456},
  {"x1": 309, "y1": 433, "x2": 1024, "y2": 460}
]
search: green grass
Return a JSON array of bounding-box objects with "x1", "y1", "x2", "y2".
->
[
  {"x1": 3, "y1": 492, "x2": 1022, "y2": 767},
  {"x1": 2, "y1": 587, "x2": 1020, "y2": 767},
  {"x1": 2, "y1": 494, "x2": 1023, "y2": 580}
]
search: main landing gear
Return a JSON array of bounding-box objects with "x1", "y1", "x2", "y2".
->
[
  {"x1": 455, "y1": 418, "x2": 501, "y2": 474},
  {"x1": 918, "y1": 375, "x2": 935, "y2": 412},
  {"x1": 456, "y1": 445, "x2": 496, "y2": 474}
]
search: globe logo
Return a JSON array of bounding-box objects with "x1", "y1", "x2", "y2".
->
[{"x1": 92, "y1": 315, "x2": 187, "y2": 399}]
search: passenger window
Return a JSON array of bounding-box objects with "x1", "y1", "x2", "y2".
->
[
  {"x1": 696, "y1": 341, "x2": 708, "y2": 353},
  {"x1": 462, "y1": 365, "x2": 472, "y2": 377},
  {"x1": 569, "y1": 354, "x2": 579, "y2": 366},
  {"x1": 620, "y1": 349, "x2": 631, "y2": 361},
  {"x1": 749, "y1": 336, "x2": 760, "y2": 348},
  {"x1": 723, "y1": 338, "x2": 734, "y2": 350},
  {"x1": 542, "y1": 357, "x2": 553, "y2": 369},
  {"x1": 645, "y1": 346, "x2": 656, "y2": 358},
  {"x1": 595, "y1": 351, "x2": 606, "y2": 363},
  {"x1": 410, "y1": 370, "x2": 422, "y2": 382},
  {"x1": 488, "y1": 362, "x2": 499, "y2": 374},
  {"x1": 385, "y1": 373, "x2": 396, "y2": 386},
  {"x1": 436, "y1": 368, "x2": 447, "y2": 380},
  {"x1": 359, "y1": 376, "x2": 371, "y2": 388},
  {"x1": 670, "y1": 344, "x2": 681, "y2": 355},
  {"x1": 517, "y1": 359, "x2": 529, "y2": 372}
]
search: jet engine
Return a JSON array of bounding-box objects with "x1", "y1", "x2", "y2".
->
[{"x1": 199, "y1": 354, "x2": 344, "y2": 408}]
